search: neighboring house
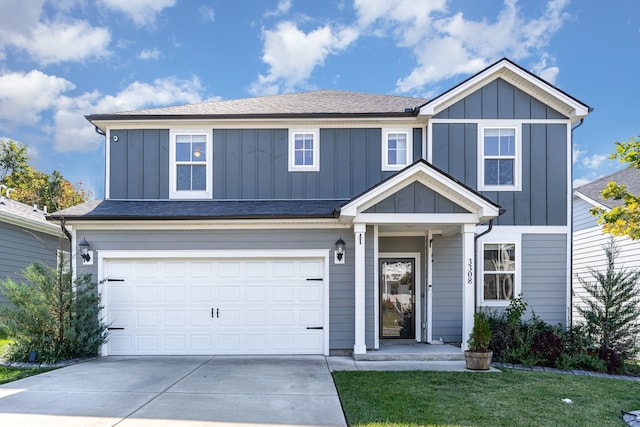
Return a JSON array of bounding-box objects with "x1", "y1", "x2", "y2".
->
[
  {"x1": 572, "y1": 167, "x2": 640, "y2": 326},
  {"x1": 0, "y1": 192, "x2": 63, "y2": 310},
  {"x1": 50, "y1": 58, "x2": 590, "y2": 357}
]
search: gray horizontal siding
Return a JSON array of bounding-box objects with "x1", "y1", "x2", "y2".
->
[
  {"x1": 521, "y1": 233, "x2": 568, "y2": 326},
  {"x1": 76, "y1": 228, "x2": 356, "y2": 350},
  {"x1": 0, "y1": 222, "x2": 61, "y2": 308},
  {"x1": 434, "y1": 78, "x2": 567, "y2": 120},
  {"x1": 365, "y1": 182, "x2": 469, "y2": 214},
  {"x1": 431, "y1": 234, "x2": 462, "y2": 343}
]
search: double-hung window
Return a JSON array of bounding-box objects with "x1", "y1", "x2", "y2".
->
[
  {"x1": 289, "y1": 129, "x2": 319, "y2": 171},
  {"x1": 170, "y1": 131, "x2": 212, "y2": 199},
  {"x1": 479, "y1": 125, "x2": 520, "y2": 191},
  {"x1": 482, "y1": 243, "x2": 518, "y2": 304},
  {"x1": 382, "y1": 129, "x2": 413, "y2": 171}
]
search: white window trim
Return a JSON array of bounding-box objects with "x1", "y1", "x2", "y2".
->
[
  {"x1": 477, "y1": 229, "x2": 522, "y2": 308},
  {"x1": 288, "y1": 128, "x2": 320, "y2": 172},
  {"x1": 382, "y1": 128, "x2": 413, "y2": 171},
  {"x1": 169, "y1": 129, "x2": 213, "y2": 199},
  {"x1": 478, "y1": 123, "x2": 521, "y2": 191}
]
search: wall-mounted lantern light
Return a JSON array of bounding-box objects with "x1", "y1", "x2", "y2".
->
[
  {"x1": 79, "y1": 238, "x2": 93, "y2": 265},
  {"x1": 334, "y1": 237, "x2": 346, "y2": 264}
]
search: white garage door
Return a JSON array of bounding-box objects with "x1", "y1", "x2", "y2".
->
[{"x1": 103, "y1": 257, "x2": 325, "y2": 355}]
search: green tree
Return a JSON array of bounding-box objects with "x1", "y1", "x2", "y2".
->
[
  {"x1": 0, "y1": 139, "x2": 92, "y2": 211},
  {"x1": 577, "y1": 237, "x2": 640, "y2": 359},
  {"x1": 591, "y1": 136, "x2": 640, "y2": 239},
  {"x1": 0, "y1": 254, "x2": 108, "y2": 363},
  {"x1": 0, "y1": 139, "x2": 29, "y2": 181}
]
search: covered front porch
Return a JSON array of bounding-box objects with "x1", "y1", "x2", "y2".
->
[{"x1": 338, "y1": 160, "x2": 501, "y2": 357}]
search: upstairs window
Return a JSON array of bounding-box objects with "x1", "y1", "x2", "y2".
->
[
  {"x1": 479, "y1": 126, "x2": 520, "y2": 191},
  {"x1": 289, "y1": 129, "x2": 319, "y2": 171},
  {"x1": 170, "y1": 131, "x2": 212, "y2": 199},
  {"x1": 382, "y1": 129, "x2": 413, "y2": 171}
]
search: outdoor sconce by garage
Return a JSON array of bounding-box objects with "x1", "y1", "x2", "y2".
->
[
  {"x1": 334, "y1": 237, "x2": 346, "y2": 264},
  {"x1": 79, "y1": 238, "x2": 93, "y2": 265}
]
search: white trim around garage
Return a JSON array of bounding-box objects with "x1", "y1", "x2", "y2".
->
[{"x1": 97, "y1": 249, "x2": 331, "y2": 356}]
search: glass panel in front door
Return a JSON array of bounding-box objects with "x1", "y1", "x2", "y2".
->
[{"x1": 380, "y1": 258, "x2": 415, "y2": 339}]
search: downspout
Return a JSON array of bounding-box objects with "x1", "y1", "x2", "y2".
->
[
  {"x1": 94, "y1": 126, "x2": 106, "y2": 136},
  {"x1": 568, "y1": 118, "x2": 586, "y2": 328},
  {"x1": 59, "y1": 216, "x2": 73, "y2": 267},
  {"x1": 473, "y1": 208, "x2": 507, "y2": 310}
]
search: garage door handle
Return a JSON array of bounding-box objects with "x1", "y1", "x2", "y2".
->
[
  {"x1": 306, "y1": 326, "x2": 323, "y2": 330},
  {"x1": 108, "y1": 327, "x2": 124, "y2": 330},
  {"x1": 306, "y1": 278, "x2": 323, "y2": 281},
  {"x1": 211, "y1": 308, "x2": 219, "y2": 318}
]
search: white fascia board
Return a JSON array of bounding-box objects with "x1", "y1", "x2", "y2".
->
[
  {"x1": 354, "y1": 213, "x2": 481, "y2": 224},
  {"x1": 340, "y1": 162, "x2": 499, "y2": 219},
  {"x1": 573, "y1": 190, "x2": 609, "y2": 211},
  {"x1": 0, "y1": 211, "x2": 62, "y2": 237},
  {"x1": 98, "y1": 249, "x2": 330, "y2": 260},
  {"x1": 419, "y1": 60, "x2": 590, "y2": 121},
  {"x1": 68, "y1": 218, "x2": 347, "y2": 231}
]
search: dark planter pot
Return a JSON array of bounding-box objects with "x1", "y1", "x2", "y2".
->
[{"x1": 464, "y1": 350, "x2": 493, "y2": 370}]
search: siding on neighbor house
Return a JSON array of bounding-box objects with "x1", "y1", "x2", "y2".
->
[
  {"x1": 573, "y1": 197, "x2": 600, "y2": 231},
  {"x1": 431, "y1": 234, "x2": 463, "y2": 343},
  {"x1": 0, "y1": 222, "x2": 60, "y2": 308},
  {"x1": 75, "y1": 228, "x2": 358, "y2": 350},
  {"x1": 431, "y1": 78, "x2": 569, "y2": 227},
  {"x1": 521, "y1": 233, "x2": 567, "y2": 326},
  {"x1": 365, "y1": 182, "x2": 470, "y2": 214},
  {"x1": 108, "y1": 128, "x2": 423, "y2": 201}
]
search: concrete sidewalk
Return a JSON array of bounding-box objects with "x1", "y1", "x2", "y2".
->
[{"x1": 0, "y1": 356, "x2": 347, "y2": 427}]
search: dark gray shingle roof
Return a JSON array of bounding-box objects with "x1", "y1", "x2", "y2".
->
[
  {"x1": 50, "y1": 199, "x2": 346, "y2": 220},
  {"x1": 575, "y1": 167, "x2": 640, "y2": 209},
  {"x1": 86, "y1": 90, "x2": 428, "y2": 119}
]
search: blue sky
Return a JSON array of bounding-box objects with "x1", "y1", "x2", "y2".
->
[{"x1": 0, "y1": 0, "x2": 638, "y2": 200}]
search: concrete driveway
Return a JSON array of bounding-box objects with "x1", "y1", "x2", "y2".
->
[{"x1": 0, "y1": 356, "x2": 347, "y2": 427}]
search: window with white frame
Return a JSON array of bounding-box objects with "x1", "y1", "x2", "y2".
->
[
  {"x1": 170, "y1": 131, "x2": 212, "y2": 199},
  {"x1": 482, "y1": 243, "x2": 517, "y2": 303},
  {"x1": 479, "y1": 126, "x2": 520, "y2": 191},
  {"x1": 382, "y1": 129, "x2": 413, "y2": 171},
  {"x1": 288, "y1": 129, "x2": 319, "y2": 171}
]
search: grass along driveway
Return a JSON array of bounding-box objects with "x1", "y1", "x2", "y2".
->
[
  {"x1": 0, "y1": 338, "x2": 52, "y2": 385},
  {"x1": 333, "y1": 370, "x2": 640, "y2": 427}
]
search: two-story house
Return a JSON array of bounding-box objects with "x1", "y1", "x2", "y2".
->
[{"x1": 50, "y1": 58, "x2": 590, "y2": 357}]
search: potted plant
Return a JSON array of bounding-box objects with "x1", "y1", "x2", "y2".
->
[{"x1": 464, "y1": 311, "x2": 493, "y2": 370}]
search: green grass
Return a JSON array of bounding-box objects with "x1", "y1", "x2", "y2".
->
[
  {"x1": 333, "y1": 370, "x2": 640, "y2": 427},
  {"x1": 0, "y1": 338, "x2": 53, "y2": 385}
]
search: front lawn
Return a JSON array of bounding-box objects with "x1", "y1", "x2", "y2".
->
[
  {"x1": 333, "y1": 370, "x2": 640, "y2": 427},
  {"x1": 0, "y1": 338, "x2": 52, "y2": 385}
]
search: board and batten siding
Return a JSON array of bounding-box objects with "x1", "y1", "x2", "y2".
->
[
  {"x1": 521, "y1": 233, "x2": 567, "y2": 326},
  {"x1": 365, "y1": 182, "x2": 469, "y2": 214},
  {"x1": 431, "y1": 234, "x2": 463, "y2": 343},
  {"x1": 76, "y1": 228, "x2": 357, "y2": 350},
  {"x1": 0, "y1": 222, "x2": 60, "y2": 308},
  {"x1": 109, "y1": 128, "x2": 423, "y2": 201},
  {"x1": 431, "y1": 78, "x2": 569, "y2": 227}
]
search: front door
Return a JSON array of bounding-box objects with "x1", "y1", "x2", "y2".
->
[{"x1": 379, "y1": 258, "x2": 415, "y2": 339}]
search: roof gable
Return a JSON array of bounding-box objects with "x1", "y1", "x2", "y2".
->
[
  {"x1": 364, "y1": 182, "x2": 471, "y2": 214},
  {"x1": 419, "y1": 58, "x2": 591, "y2": 122},
  {"x1": 340, "y1": 160, "x2": 500, "y2": 223}
]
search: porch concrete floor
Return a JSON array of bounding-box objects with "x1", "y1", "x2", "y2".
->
[{"x1": 352, "y1": 343, "x2": 465, "y2": 361}]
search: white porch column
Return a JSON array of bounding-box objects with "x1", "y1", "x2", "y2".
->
[
  {"x1": 353, "y1": 223, "x2": 367, "y2": 355},
  {"x1": 461, "y1": 224, "x2": 476, "y2": 351}
]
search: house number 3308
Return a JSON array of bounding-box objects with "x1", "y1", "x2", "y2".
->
[{"x1": 467, "y1": 258, "x2": 473, "y2": 284}]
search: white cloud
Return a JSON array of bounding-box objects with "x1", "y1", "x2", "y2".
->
[
  {"x1": 54, "y1": 76, "x2": 206, "y2": 152},
  {"x1": 582, "y1": 153, "x2": 608, "y2": 170},
  {"x1": 10, "y1": 20, "x2": 111, "y2": 65},
  {"x1": 573, "y1": 177, "x2": 592, "y2": 187},
  {"x1": 350, "y1": 0, "x2": 570, "y2": 94},
  {"x1": 573, "y1": 145, "x2": 586, "y2": 163},
  {"x1": 199, "y1": 5, "x2": 215, "y2": 23},
  {"x1": 138, "y1": 48, "x2": 161, "y2": 61},
  {"x1": 98, "y1": 0, "x2": 176, "y2": 27},
  {"x1": 0, "y1": 70, "x2": 75, "y2": 126},
  {"x1": 250, "y1": 21, "x2": 358, "y2": 95},
  {"x1": 264, "y1": 0, "x2": 292, "y2": 18}
]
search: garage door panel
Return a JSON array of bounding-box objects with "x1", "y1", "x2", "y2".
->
[{"x1": 105, "y1": 258, "x2": 325, "y2": 355}]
